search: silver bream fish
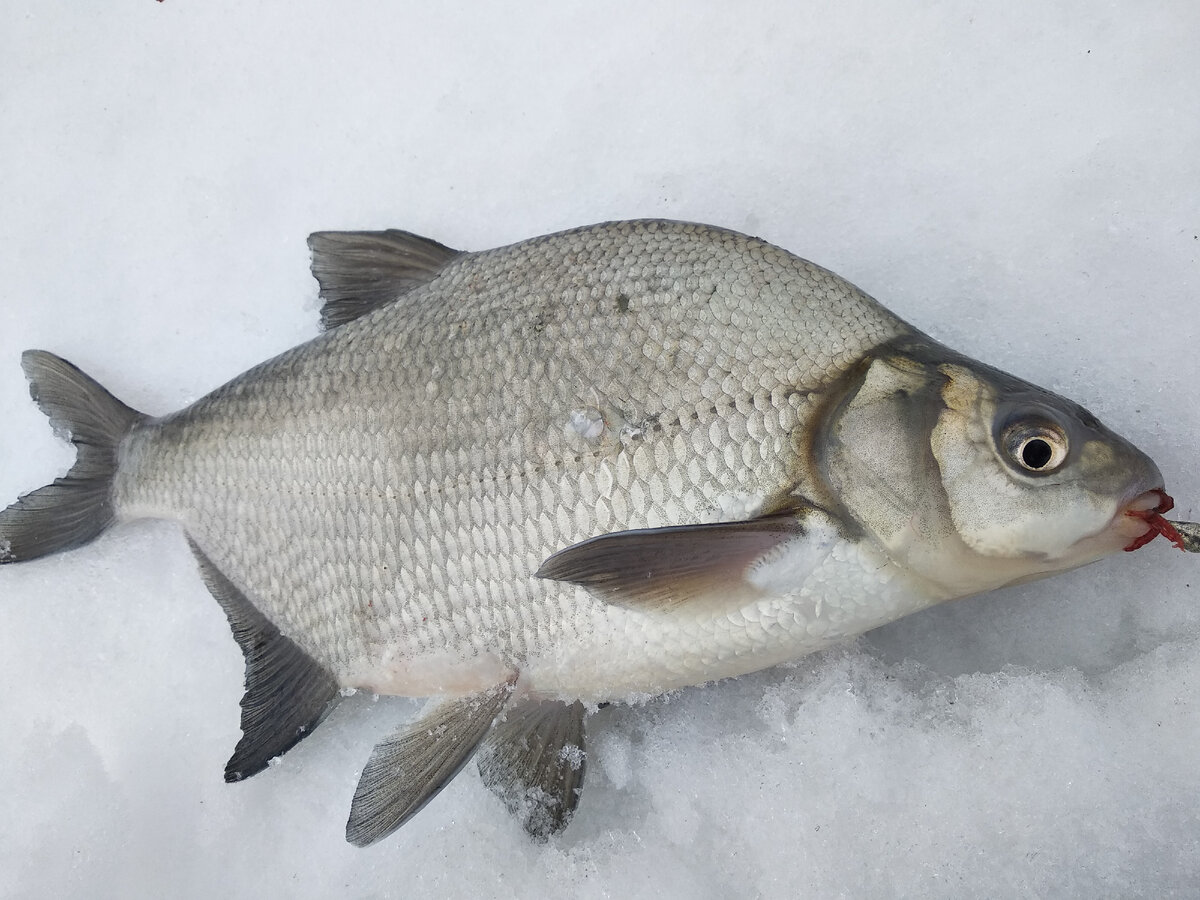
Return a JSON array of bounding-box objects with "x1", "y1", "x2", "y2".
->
[{"x1": 0, "y1": 220, "x2": 1188, "y2": 844}]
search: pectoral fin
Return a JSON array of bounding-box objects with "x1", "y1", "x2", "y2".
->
[
  {"x1": 345, "y1": 677, "x2": 516, "y2": 847},
  {"x1": 535, "y1": 517, "x2": 806, "y2": 611},
  {"x1": 477, "y1": 700, "x2": 587, "y2": 840},
  {"x1": 189, "y1": 540, "x2": 340, "y2": 782}
]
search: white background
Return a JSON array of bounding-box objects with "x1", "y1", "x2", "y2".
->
[{"x1": 2, "y1": 2, "x2": 1198, "y2": 897}]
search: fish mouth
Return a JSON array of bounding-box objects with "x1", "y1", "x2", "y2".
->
[{"x1": 1123, "y1": 488, "x2": 1185, "y2": 551}]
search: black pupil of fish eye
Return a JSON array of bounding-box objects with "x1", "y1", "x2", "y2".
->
[{"x1": 1021, "y1": 438, "x2": 1054, "y2": 469}]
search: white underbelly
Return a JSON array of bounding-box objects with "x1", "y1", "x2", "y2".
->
[{"x1": 339, "y1": 520, "x2": 939, "y2": 704}]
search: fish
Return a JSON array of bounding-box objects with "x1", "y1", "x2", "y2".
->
[{"x1": 0, "y1": 219, "x2": 1189, "y2": 845}]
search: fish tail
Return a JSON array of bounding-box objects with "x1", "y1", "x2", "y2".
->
[{"x1": 0, "y1": 350, "x2": 145, "y2": 563}]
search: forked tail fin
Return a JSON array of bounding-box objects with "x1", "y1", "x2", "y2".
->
[{"x1": 0, "y1": 350, "x2": 145, "y2": 563}]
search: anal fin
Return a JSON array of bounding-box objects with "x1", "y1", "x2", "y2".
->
[
  {"x1": 477, "y1": 700, "x2": 587, "y2": 840},
  {"x1": 346, "y1": 677, "x2": 516, "y2": 847},
  {"x1": 188, "y1": 539, "x2": 340, "y2": 782}
]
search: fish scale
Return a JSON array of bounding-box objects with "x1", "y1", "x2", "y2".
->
[
  {"x1": 114, "y1": 221, "x2": 904, "y2": 693},
  {"x1": 3, "y1": 218, "x2": 1177, "y2": 843}
]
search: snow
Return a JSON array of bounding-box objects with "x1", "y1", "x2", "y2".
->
[{"x1": 2, "y1": 1, "x2": 1198, "y2": 896}]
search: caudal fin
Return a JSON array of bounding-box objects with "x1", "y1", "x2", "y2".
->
[{"x1": 0, "y1": 350, "x2": 145, "y2": 563}]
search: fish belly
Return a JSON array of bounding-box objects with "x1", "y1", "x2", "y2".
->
[{"x1": 515, "y1": 519, "x2": 937, "y2": 702}]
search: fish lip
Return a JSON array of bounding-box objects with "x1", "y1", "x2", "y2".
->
[{"x1": 1122, "y1": 488, "x2": 1185, "y2": 551}]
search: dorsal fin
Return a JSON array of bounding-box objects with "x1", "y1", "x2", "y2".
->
[
  {"x1": 307, "y1": 229, "x2": 461, "y2": 330},
  {"x1": 188, "y1": 539, "x2": 341, "y2": 782}
]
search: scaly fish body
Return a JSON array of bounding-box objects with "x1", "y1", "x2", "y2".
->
[
  {"x1": 0, "y1": 219, "x2": 1180, "y2": 843},
  {"x1": 117, "y1": 221, "x2": 914, "y2": 700}
]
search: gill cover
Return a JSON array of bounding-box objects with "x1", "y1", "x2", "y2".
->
[{"x1": 816, "y1": 351, "x2": 973, "y2": 596}]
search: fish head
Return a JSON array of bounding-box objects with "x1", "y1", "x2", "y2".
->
[{"x1": 816, "y1": 340, "x2": 1168, "y2": 599}]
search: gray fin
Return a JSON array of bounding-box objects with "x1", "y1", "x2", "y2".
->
[
  {"x1": 535, "y1": 516, "x2": 806, "y2": 611},
  {"x1": 187, "y1": 539, "x2": 340, "y2": 782},
  {"x1": 477, "y1": 700, "x2": 586, "y2": 840},
  {"x1": 345, "y1": 678, "x2": 516, "y2": 847},
  {"x1": 307, "y1": 229, "x2": 461, "y2": 330},
  {"x1": 0, "y1": 351, "x2": 145, "y2": 563}
]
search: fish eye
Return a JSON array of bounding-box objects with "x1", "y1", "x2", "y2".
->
[{"x1": 1001, "y1": 420, "x2": 1069, "y2": 474}]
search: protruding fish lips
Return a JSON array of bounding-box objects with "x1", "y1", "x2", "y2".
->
[{"x1": 1123, "y1": 489, "x2": 1186, "y2": 551}]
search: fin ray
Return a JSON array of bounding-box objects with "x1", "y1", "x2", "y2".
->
[
  {"x1": 535, "y1": 517, "x2": 806, "y2": 610},
  {"x1": 188, "y1": 539, "x2": 340, "y2": 781},
  {"x1": 0, "y1": 351, "x2": 144, "y2": 563},
  {"x1": 307, "y1": 229, "x2": 460, "y2": 330},
  {"x1": 477, "y1": 700, "x2": 586, "y2": 839},
  {"x1": 345, "y1": 678, "x2": 516, "y2": 847}
]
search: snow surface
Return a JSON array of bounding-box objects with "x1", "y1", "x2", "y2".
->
[{"x1": 2, "y1": 1, "x2": 1199, "y2": 897}]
